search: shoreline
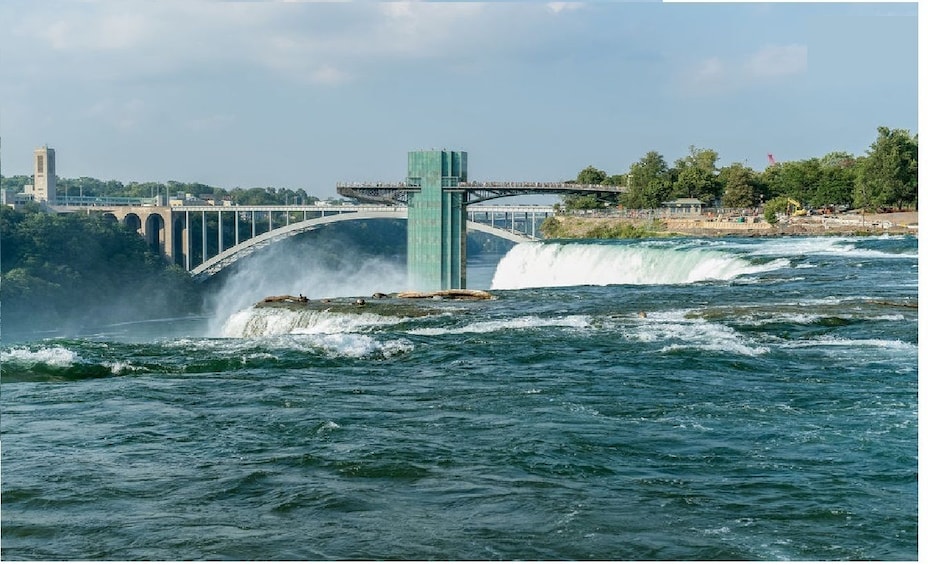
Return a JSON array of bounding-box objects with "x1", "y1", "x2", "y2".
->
[{"x1": 549, "y1": 211, "x2": 918, "y2": 238}]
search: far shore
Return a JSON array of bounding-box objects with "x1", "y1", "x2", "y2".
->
[{"x1": 553, "y1": 210, "x2": 918, "y2": 238}]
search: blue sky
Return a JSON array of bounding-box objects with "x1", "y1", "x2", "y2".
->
[{"x1": 0, "y1": 1, "x2": 919, "y2": 199}]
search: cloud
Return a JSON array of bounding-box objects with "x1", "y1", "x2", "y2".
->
[
  {"x1": 678, "y1": 43, "x2": 807, "y2": 96},
  {"x1": 26, "y1": 10, "x2": 154, "y2": 51},
  {"x1": 5, "y1": 1, "x2": 568, "y2": 89},
  {"x1": 745, "y1": 44, "x2": 807, "y2": 78},
  {"x1": 309, "y1": 65, "x2": 352, "y2": 86},
  {"x1": 690, "y1": 56, "x2": 725, "y2": 86},
  {"x1": 546, "y1": 2, "x2": 584, "y2": 15}
]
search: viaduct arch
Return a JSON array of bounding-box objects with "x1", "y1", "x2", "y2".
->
[{"x1": 73, "y1": 205, "x2": 542, "y2": 282}]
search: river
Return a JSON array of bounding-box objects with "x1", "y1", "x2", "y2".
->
[{"x1": 1, "y1": 235, "x2": 917, "y2": 560}]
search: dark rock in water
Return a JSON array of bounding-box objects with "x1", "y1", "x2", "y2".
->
[
  {"x1": 396, "y1": 289, "x2": 494, "y2": 300},
  {"x1": 254, "y1": 289, "x2": 495, "y2": 317},
  {"x1": 259, "y1": 294, "x2": 309, "y2": 304}
]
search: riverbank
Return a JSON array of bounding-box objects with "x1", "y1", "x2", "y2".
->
[{"x1": 548, "y1": 211, "x2": 918, "y2": 238}]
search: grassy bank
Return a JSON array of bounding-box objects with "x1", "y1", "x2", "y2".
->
[{"x1": 540, "y1": 211, "x2": 918, "y2": 239}]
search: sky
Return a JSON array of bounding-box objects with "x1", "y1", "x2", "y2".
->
[{"x1": 0, "y1": 1, "x2": 920, "y2": 199}]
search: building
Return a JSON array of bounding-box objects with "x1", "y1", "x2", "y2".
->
[
  {"x1": 31, "y1": 145, "x2": 57, "y2": 203},
  {"x1": 661, "y1": 197, "x2": 704, "y2": 216}
]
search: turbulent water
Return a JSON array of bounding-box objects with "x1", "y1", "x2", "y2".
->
[{"x1": 1, "y1": 235, "x2": 917, "y2": 560}]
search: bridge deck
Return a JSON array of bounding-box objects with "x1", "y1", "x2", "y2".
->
[{"x1": 336, "y1": 181, "x2": 626, "y2": 205}]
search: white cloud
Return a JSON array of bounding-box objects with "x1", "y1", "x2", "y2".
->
[
  {"x1": 547, "y1": 2, "x2": 584, "y2": 15},
  {"x1": 22, "y1": 8, "x2": 155, "y2": 52},
  {"x1": 677, "y1": 44, "x2": 807, "y2": 96},
  {"x1": 7, "y1": 1, "x2": 562, "y2": 86},
  {"x1": 745, "y1": 44, "x2": 807, "y2": 78},
  {"x1": 692, "y1": 57, "x2": 725, "y2": 85},
  {"x1": 309, "y1": 65, "x2": 351, "y2": 86}
]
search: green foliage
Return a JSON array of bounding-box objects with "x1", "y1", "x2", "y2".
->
[
  {"x1": 623, "y1": 151, "x2": 672, "y2": 209},
  {"x1": 759, "y1": 158, "x2": 822, "y2": 204},
  {"x1": 583, "y1": 221, "x2": 663, "y2": 239},
  {"x1": 764, "y1": 196, "x2": 790, "y2": 216},
  {"x1": 556, "y1": 125, "x2": 915, "y2": 214},
  {"x1": 4, "y1": 174, "x2": 318, "y2": 206},
  {"x1": 576, "y1": 165, "x2": 607, "y2": 185},
  {"x1": 540, "y1": 216, "x2": 663, "y2": 239},
  {"x1": 539, "y1": 216, "x2": 563, "y2": 238},
  {"x1": 1, "y1": 207, "x2": 201, "y2": 334},
  {"x1": 854, "y1": 127, "x2": 918, "y2": 210},
  {"x1": 561, "y1": 194, "x2": 606, "y2": 211},
  {"x1": 671, "y1": 146, "x2": 722, "y2": 203},
  {"x1": 764, "y1": 207, "x2": 779, "y2": 225},
  {"x1": 719, "y1": 163, "x2": 758, "y2": 208}
]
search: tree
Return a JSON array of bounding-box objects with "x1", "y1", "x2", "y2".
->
[
  {"x1": 561, "y1": 194, "x2": 606, "y2": 210},
  {"x1": 622, "y1": 151, "x2": 671, "y2": 209},
  {"x1": 0, "y1": 207, "x2": 201, "y2": 334},
  {"x1": 854, "y1": 126, "x2": 918, "y2": 210},
  {"x1": 719, "y1": 163, "x2": 757, "y2": 208},
  {"x1": 814, "y1": 152, "x2": 859, "y2": 208},
  {"x1": 576, "y1": 165, "x2": 607, "y2": 185},
  {"x1": 671, "y1": 146, "x2": 722, "y2": 203}
]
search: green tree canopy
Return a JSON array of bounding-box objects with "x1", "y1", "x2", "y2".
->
[
  {"x1": 854, "y1": 126, "x2": 918, "y2": 210},
  {"x1": 0, "y1": 207, "x2": 200, "y2": 334},
  {"x1": 576, "y1": 165, "x2": 607, "y2": 185},
  {"x1": 622, "y1": 151, "x2": 671, "y2": 209},
  {"x1": 719, "y1": 163, "x2": 758, "y2": 208}
]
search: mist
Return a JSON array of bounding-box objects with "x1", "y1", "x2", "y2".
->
[{"x1": 204, "y1": 229, "x2": 408, "y2": 336}]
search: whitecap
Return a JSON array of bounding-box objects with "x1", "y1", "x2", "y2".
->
[
  {"x1": 1, "y1": 346, "x2": 83, "y2": 367},
  {"x1": 407, "y1": 315, "x2": 590, "y2": 336}
]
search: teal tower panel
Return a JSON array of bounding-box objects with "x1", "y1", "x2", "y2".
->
[{"x1": 406, "y1": 150, "x2": 468, "y2": 290}]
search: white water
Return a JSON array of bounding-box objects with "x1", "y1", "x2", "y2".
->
[
  {"x1": 206, "y1": 238, "x2": 408, "y2": 336},
  {"x1": 221, "y1": 307, "x2": 406, "y2": 338},
  {"x1": 491, "y1": 242, "x2": 782, "y2": 290},
  {"x1": 1, "y1": 346, "x2": 83, "y2": 367}
]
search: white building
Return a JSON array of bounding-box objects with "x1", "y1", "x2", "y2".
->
[{"x1": 30, "y1": 146, "x2": 56, "y2": 203}]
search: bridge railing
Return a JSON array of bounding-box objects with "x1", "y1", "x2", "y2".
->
[
  {"x1": 55, "y1": 196, "x2": 159, "y2": 207},
  {"x1": 335, "y1": 181, "x2": 624, "y2": 190}
]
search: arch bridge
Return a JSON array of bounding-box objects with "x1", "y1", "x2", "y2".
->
[
  {"x1": 53, "y1": 202, "x2": 555, "y2": 282},
  {"x1": 54, "y1": 150, "x2": 625, "y2": 289}
]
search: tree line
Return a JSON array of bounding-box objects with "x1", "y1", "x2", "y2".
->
[
  {"x1": 0, "y1": 176, "x2": 322, "y2": 206},
  {"x1": 562, "y1": 126, "x2": 918, "y2": 212},
  {"x1": 1, "y1": 204, "x2": 201, "y2": 336}
]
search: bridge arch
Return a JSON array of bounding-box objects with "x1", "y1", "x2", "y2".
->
[
  {"x1": 145, "y1": 213, "x2": 166, "y2": 254},
  {"x1": 124, "y1": 213, "x2": 142, "y2": 233},
  {"x1": 189, "y1": 210, "x2": 533, "y2": 280}
]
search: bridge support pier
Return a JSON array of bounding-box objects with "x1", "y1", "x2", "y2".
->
[{"x1": 406, "y1": 150, "x2": 468, "y2": 290}]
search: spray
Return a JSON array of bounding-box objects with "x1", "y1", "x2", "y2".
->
[{"x1": 205, "y1": 231, "x2": 407, "y2": 336}]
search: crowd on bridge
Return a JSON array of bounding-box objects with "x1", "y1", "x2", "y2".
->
[{"x1": 336, "y1": 181, "x2": 620, "y2": 189}]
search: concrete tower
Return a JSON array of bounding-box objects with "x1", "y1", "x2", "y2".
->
[
  {"x1": 406, "y1": 150, "x2": 468, "y2": 290},
  {"x1": 33, "y1": 146, "x2": 56, "y2": 203}
]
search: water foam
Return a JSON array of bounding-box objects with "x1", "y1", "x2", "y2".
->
[
  {"x1": 302, "y1": 333, "x2": 413, "y2": 358},
  {"x1": 1, "y1": 346, "x2": 83, "y2": 367},
  {"x1": 742, "y1": 236, "x2": 918, "y2": 259},
  {"x1": 407, "y1": 314, "x2": 591, "y2": 336},
  {"x1": 625, "y1": 310, "x2": 769, "y2": 357},
  {"x1": 491, "y1": 242, "x2": 778, "y2": 290},
  {"x1": 221, "y1": 307, "x2": 405, "y2": 338}
]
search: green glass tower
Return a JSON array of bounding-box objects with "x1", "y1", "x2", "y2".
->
[{"x1": 406, "y1": 150, "x2": 467, "y2": 290}]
